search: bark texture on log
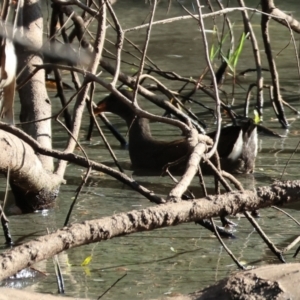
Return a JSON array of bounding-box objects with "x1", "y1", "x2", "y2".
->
[
  {"x1": 0, "y1": 180, "x2": 299, "y2": 280},
  {"x1": 17, "y1": 0, "x2": 53, "y2": 171},
  {"x1": 0, "y1": 129, "x2": 63, "y2": 212}
]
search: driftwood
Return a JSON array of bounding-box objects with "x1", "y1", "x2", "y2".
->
[{"x1": 1, "y1": 180, "x2": 300, "y2": 280}]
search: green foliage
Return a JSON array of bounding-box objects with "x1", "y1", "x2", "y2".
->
[
  {"x1": 221, "y1": 32, "x2": 249, "y2": 72},
  {"x1": 209, "y1": 25, "x2": 231, "y2": 62}
]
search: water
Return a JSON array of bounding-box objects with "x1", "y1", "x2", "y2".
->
[{"x1": 2, "y1": 1, "x2": 300, "y2": 299}]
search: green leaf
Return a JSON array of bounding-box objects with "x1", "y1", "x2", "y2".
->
[
  {"x1": 230, "y1": 32, "x2": 249, "y2": 69},
  {"x1": 81, "y1": 255, "x2": 93, "y2": 266},
  {"x1": 221, "y1": 53, "x2": 233, "y2": 72},
  {"x1": 210, "y1": 43, "x2": 215, "y2": 61}
]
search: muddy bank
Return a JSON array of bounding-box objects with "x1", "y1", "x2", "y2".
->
[
  {"x1": 190, "y1": 263, "x2": 300, "y2": 300},
  {"x1": 157, "y1": 263, "x2": 300, "y2": 300}
]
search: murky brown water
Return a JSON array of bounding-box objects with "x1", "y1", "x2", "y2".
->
[{"x1": 1, "y1": 0, "x2": 300, "y2": 299}]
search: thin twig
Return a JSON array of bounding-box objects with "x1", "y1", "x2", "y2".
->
[
  {"x1": 133, "y1": 0, "x2": 157, "y2": 104},
  {"x1": 64, "y1": 167, "x2": 92, "y2": 227},
  {"x1": 196, "y1": 0, "x2": 222, "y2": 159},
  {"x1": 97, "y1": 273, "x2": 127, "y2": 299},
  {"x1": 210, "y1": 217, "x2": 246, "y2": 270}
]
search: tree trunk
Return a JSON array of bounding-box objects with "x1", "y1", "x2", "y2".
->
[
  {"x1": 17, "y1": 0, "x2": 53, "y2": 171},
  {"x1": 10, "y1": 0, "x2": 58, "y2": 212}
]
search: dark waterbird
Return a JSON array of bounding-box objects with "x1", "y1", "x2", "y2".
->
[{"x1": 94, "y1": 91, "x2": 257, "y2": 174}]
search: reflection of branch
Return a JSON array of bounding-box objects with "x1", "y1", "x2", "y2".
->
[
  {"x1": 207, "y1": 147, "x2": 285, "y2": 263},
  {"x1": 1, "y1": 179, "x2": 299, "y2": 280}
]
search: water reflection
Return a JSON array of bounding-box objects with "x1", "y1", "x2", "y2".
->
[{"x1": 2, "y1": 1, "x2": 300, "y2": 299}]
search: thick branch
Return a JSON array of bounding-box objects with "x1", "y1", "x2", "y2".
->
[
  {"x1": 0, "y1": 180, "x2": 299, "y2": 280},
  {"x1": 0, "y1": 130, "x2": 64, "y2": 192},
  {"x1": 262, "y1": 0, "x2": 300, "y2": 33},
  {"x1": 55, "y1": 1, "x2": 106, "y2": 177},
  {"x1": 0, "y1": 129, "x2": 64, "y2": 211},
  {"x1": 17, "y1": 0, "x2": 53, "y2": 170}
]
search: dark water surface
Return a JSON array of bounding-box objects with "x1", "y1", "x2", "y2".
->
[{"x1": 2, "y1": 1, "x2": 300, "y2": 299}]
